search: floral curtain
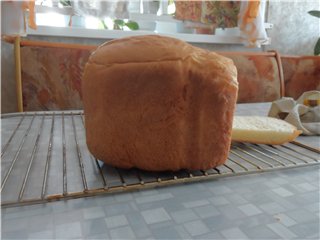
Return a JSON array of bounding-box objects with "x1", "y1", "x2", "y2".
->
[
  {"x1": 201, "y1": 1, "x2": 240, "y2": 29},
  {"x1": 175, "y1": 1, "x2": 240, "y2": 33},
  {"x1": 175, "y1": 0, "x2": 268, "y2": 47}
]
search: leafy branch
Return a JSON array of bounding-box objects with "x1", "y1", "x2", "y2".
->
[
  {"x1": 308, "y1": 10, "x2": 320, "y2": 55},
  {"x1": 59, "y1": 0, "x2": 71, "y2": 7},
  {"x1": 113, "y1": 19, "x2": 139, "y2": 30}
]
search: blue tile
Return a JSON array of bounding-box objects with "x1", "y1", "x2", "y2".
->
[
  {"x1": 183, "y1": 199, "x2": 210, "y2": 208},
  {"x1": 174, "y1": 225, "x2": 192, "y2": 239},
  {"x1": 286, "y1": 209, "x2": 318, "y2": 224},
  {"x1": 151, "y1": 225, "x2": 181, "y2": 239},
  {"x1": 217, "y1": 205, "x2": 247, "y2": 220},
  {"x1": 135, "y1": 193, "x2": 173, "y2": 204},
  {"x1": 55, "y1": 222, "x2": 82, "y2": 239},
  {"x1": 28, "y1": 230, "x2": 54, "y2": 239},
  {"x1": 110, "y1": 226, "x2": 136, "y2": 239},
  {"x1": 85, "y1": 233, "x2": 110, "y2": 239},
  {"x1": 203, "y1": 215, "x2": 230, "y2": 231},
  {"x1": 242, "y1": 225, "x2": 280, "y2": 239},
  {"x1": 210, "y1": 185, "x2": 232, "y2": 195},
  {"x1": 3, "y1": 230, "x2": 29, "y2": 239},
  {"x1": 2, "y1": 217, "x2": 29, "y2": 232},
  {"x1": 170, "y1": 209, "x2": 198, "y2": 223},
  {"x1": 114, "y1": 192, "x2": 134, "y2": 203},
  {"x1": 193, "y1": 205, "x2": 221, "y2": 219},
  {"x1": 104, "y1": 203, "x2": 133, "y2": 216},
  {"x1": 83, "y1": 206, "x2": 105, "y2": 220},
  {"x1": 53, "y1": 209, "x2": 84, "y2": 225},
  {"x1": 194, "y1": 231, "x2": 224, "y2": 239},
  {"x1": 125, "y1": 212, "x2": 152, "y2": 238},
  {"x1": 209, "y1": 196, "x2": 230, "y2": 206},
  {"x1": 82, "y1": 218, "x2": 108, "y2": 237}
]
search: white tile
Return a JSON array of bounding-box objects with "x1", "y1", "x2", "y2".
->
[
  {"x1": 273, "y1": 213, "x2": 297, "y2": 227},
  {"x1": 105, "y1": 215, "x2": 128, "y2": 228},
  {"x1": 183, "y1": 199, "x2": 210, "y2": 208},
  {"x1": 183, "y1": 220, "x2": 210, "y2": 236},
  {"x1": 272, "y1": 177, "x2": 289, "y2": 185},
  {"x1": 297, "y1": 183, "x2": 318, "y2": 192},
  {"x1": 209, "y1": 196, "x2": 230, "y2": 206},
  {"x1": 135, "y1": 193, "x2": 173, "y2": 204},
  {"x1": 210, "y1": 186, "x2": 232, "y2": 195},
  {"x1": 227, "y1": 194, "x2": 248, "y2": 205},
  {"x1": 304, "y1": 203, "x2": 320, "y2": 213},
  {"x1": 259, "y1": 202, "x2": 286, "y2": 214},
  {"x1": 272, "y1": 187, "x2": 293, "y2": 197},
  {"x1": 221, "y1": 227, "x2": 248, "y2": 239},
  {"x1": 141, "y1": 208, "x2": 171, "y2": 224},
  {"x1": 264, "y1": 181, "x2": 278, "y2": 188},
  {"x1": 267, "y1": 223, "x2": 297, "y2": 239},
  {"x1": 83, "y1": 206, "x2": 105, "y2": 220},
  {"x1": 238, "y1": 204, "x2": 262, "y2": 216}
]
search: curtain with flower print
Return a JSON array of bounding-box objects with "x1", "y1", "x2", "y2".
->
[{"x1": 175, "y1": 0, "x2": 268, "y2": 47}]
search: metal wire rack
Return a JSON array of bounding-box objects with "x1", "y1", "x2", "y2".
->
[{"x1": 1, "y1": 111, "x2": 319, "y2": 208}]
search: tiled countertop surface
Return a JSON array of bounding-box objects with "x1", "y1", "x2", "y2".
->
[{"x1": 1, "y1": 103, "x2": 319, "y2": 239}]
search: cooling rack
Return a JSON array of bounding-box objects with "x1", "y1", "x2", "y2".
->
[{"x1": 1, "y1": 112, "x2": 319, "y2": 208}]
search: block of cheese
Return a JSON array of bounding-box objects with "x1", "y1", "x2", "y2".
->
[
  {"x1": 232, "y1": 116, "x2": 302, "y2": 145},
  {"x1": 82, "y1": 35, "x2": 238, "y2": 171}
]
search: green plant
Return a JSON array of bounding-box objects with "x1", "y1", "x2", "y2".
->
[
  {"x1": 308, "y1": 10, "x2": 320, "y2": 55},
  {"x1": 113, "y1": 19, "x2": 139, "y2": 31},
  {"x1": 59, "y1": 0, "x2": 71, "y2": 7}
]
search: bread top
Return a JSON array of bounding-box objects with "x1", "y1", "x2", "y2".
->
[
  {"x1": 87, "y1": 35, "x2": 238, "y2": 87},
  {"x1": 91, "y1": 35, "x2": 191, "y2": 64}
]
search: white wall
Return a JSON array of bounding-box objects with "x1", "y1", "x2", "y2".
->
[{"x1": 266, "y1": 0, "x2": 320, "y2": 55}]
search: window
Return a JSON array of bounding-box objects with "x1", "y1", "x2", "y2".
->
[{"x1": 28, "y1": 0, "x2": 272, "y2": 46}]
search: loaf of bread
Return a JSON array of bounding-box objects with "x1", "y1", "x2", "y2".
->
[
  {"x1": 232, "y1": 116, "x2": 302, "y2": 145},
  {"x1": 82, "y1": 35, "x2": 238, "y2": 171}
]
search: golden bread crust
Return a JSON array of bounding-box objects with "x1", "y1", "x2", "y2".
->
[{"x1": 82, "y1": 35, "x2": 238, "y2": 171}]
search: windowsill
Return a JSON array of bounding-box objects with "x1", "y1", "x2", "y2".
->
[{"x1": 27, "y1": 26, "x2": 271, "y2": 45}]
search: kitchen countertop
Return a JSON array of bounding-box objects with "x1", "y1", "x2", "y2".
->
[{"x1": 1, "y1": 103, "x2": 319, "y2": 239}]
